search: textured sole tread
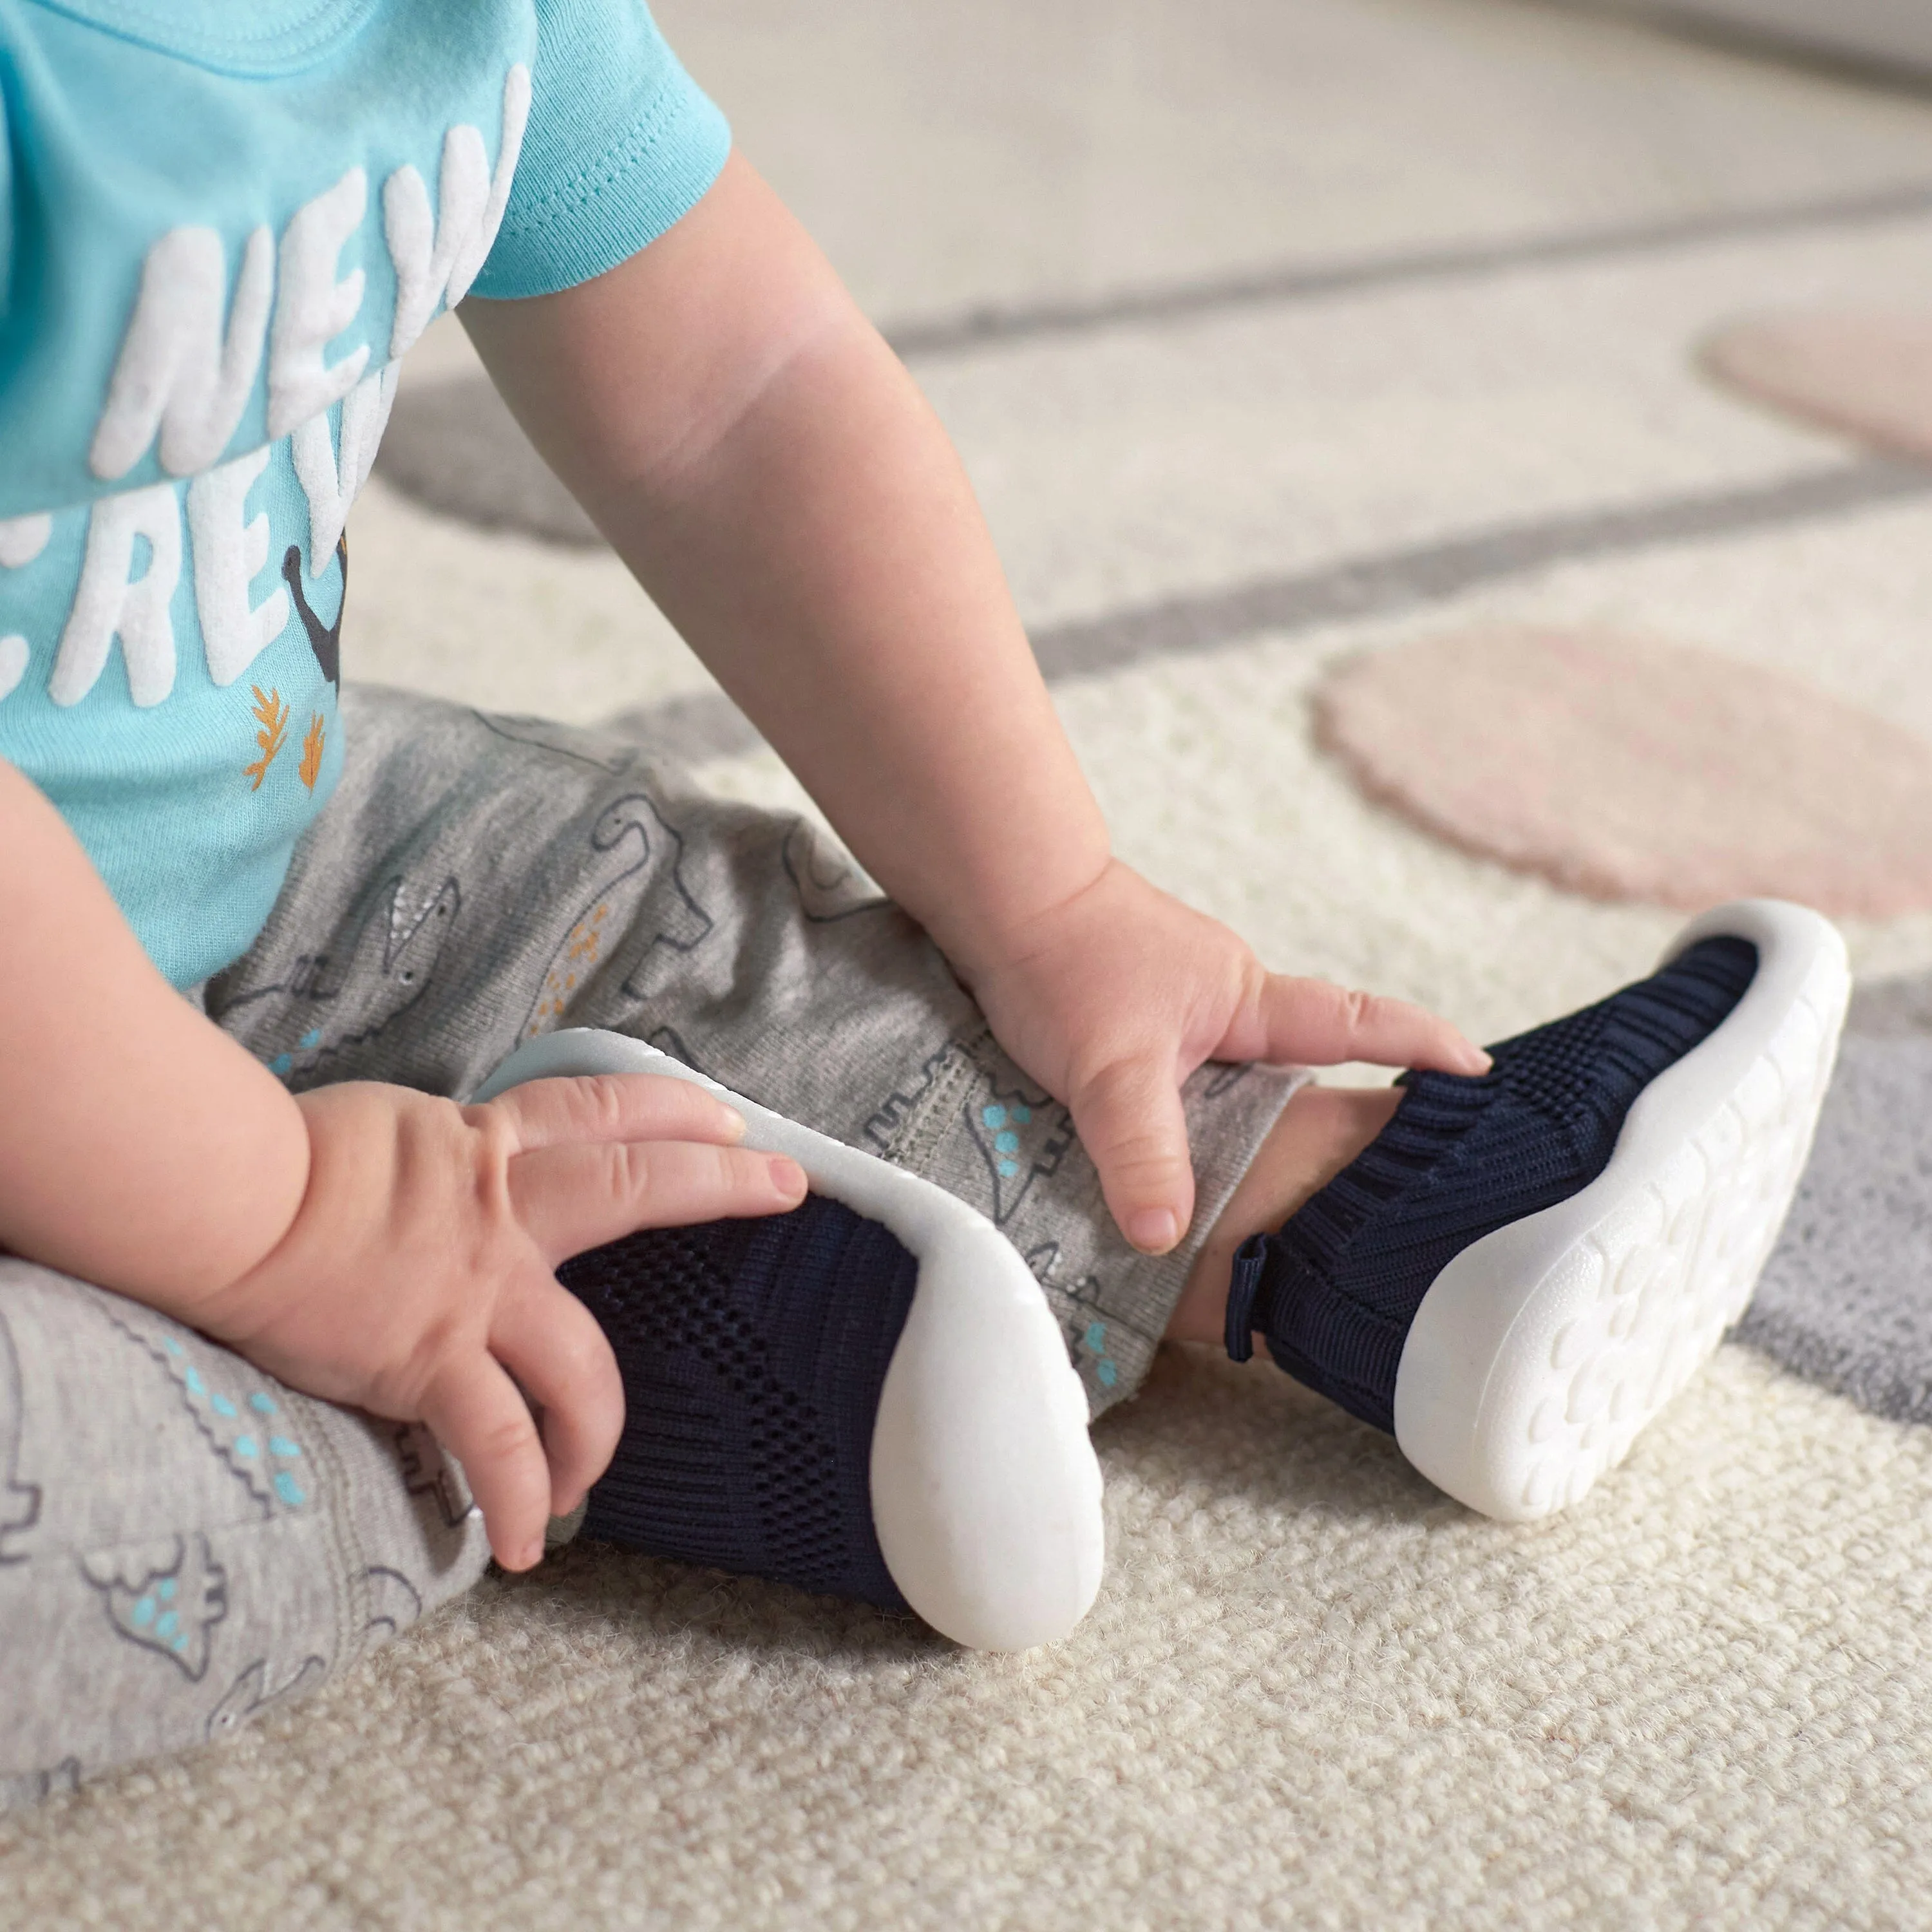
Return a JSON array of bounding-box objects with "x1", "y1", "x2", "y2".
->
[{"x1": 1394, "y1": 900, "x2": 1850, "y2": 1521}]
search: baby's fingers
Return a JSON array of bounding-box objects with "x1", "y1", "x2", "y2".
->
[
  {"x1": 481, "y1": 1072, "x2": 746, "y2": 1154},
  {"x1": 1070, "y1": 1052, "x2": 1197, "y2": 1256},
  {"x1": 509, "y1": 1137, "x2": 807, "y2": 1264},
  {"x1": 491, "y1": 1274, "x2": 625, "y2": 1521},
  {"x1": 1241, "y1": 972, "x2": 1490, "y2": 1075},
  {"x1": 419, "y1": 1350, "x2": 555, "y2": 1572}
]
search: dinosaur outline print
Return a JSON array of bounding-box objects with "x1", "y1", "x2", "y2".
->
[
  {"x1": 214, "y1": 871, "x2": 462, "y2": 1079},
  {"x1": 522, "y1": 793, "x2": 715, "y2": 1035},
  {"x1": 363, "y1": 1565, "x2": 425, "y2": 1642},
  {"x1": 781, "y1": 820, "x2": 887, "y2": 925},
  {"x1": 393, "y1": 1421, "x2": 473, "y2": 1530},
  {"x1": 205, "y1": 1654, "x2": 328, "y2": 1741},
  {"x1": 80, "y1": 1533, "x2": 228, "y2": 1681}
]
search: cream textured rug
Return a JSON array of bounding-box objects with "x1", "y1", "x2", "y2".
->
[{"x1": 10, "y1": 0, "x2": 1932, "y2": 1924}]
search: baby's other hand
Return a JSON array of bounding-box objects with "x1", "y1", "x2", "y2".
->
[
  {"x1": 189, "y1": 1075, "x2": 806, "y2": 1572},
  {"x1": 956, "y1": 859, "x2": 1489, "y2": 1258}
]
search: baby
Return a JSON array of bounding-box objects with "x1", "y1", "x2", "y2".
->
[{"x1": 0, "y1": 0, "x2": 1844, "y2": 1803}]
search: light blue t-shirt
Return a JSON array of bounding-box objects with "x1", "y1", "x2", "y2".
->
[{"x1": 0, "y1": 0, "x2": 729, "y2": 986}]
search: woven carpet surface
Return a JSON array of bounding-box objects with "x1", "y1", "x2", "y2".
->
[{"x1": 8, "y1": 0, "x2": 1932, "y2": 1924}]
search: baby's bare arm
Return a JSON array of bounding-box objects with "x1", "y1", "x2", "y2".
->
[
  {"x1": 0, "y1": 757, "x2": 805, "y2": 1567},
  {"x1": 462, "y1": 156, "x2": 1489, "y2": 1255},
  {"x1": 0, "y1": 757, "x2": 309, "y2": 1294},
  {"x1": 462, "y1": 152, "x2": 1112, "y2": 975}
]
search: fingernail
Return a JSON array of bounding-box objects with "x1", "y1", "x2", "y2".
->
[
  {"x1": 770, "y1": 1156, "x2": 807, "y2": 1199},
  {"x1": 1466, "y1": 1048, "x2": 1494, "y2": 1074},
  {"x1": 518, "y1": 1539, "x2": 544, "y2": 1571},
  {"x1": 1128, "y1": 1208, "x2": 1179, "y2": 1253},
  {"x1": 719, "y1": 1105, "x2": 747, "y2": 1142}
]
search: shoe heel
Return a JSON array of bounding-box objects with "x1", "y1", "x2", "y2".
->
[
  {"x1": 1393, "y1": 900, "x2": 1850, "y2": 1520},
  {"x1": 476, "y1": 1029, "x2": 1105, "y2": 1647}
]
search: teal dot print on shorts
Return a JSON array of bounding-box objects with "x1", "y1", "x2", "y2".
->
[
  {"x1": 233, "y1": 1435, "x2": 258, "y2": 1458},
  {"x1": 300, "y1": 1028, "x2": 322, "y2": 1049},
  {"x1": 982, "y1": 1104, "x2": 1007, "y2": 1130},
  {"x1": 162, "y1": 1336, "x2": 185, "y2": 1358},
  {"x1": 184, "y1": 1367, "x2": 206, "y2": 1397},
  {"x1": 1097, "y1": 1359, "x2": 1119, "y2": 1388},
  {"x1": 157, "y1": 1577, "x2": 176, "y2": 1602},
  {"x1": 249, "y1": 1392, "x2": 278, "y2": 1416},
  {"x1": 274, "y1": 1472, "x2": 307, "y2": 1507},
  {"x1": 131, "y1": 1595, "x2": 155, "y2": 1627},
  {"x1": 155, "y1": 1610, "x2": 179, "y2": 1641},
  {"x1": 269, "y1": 1437, "x2": 301, "y2": 1459},
  {"x1": 1011, "y1": 1104, "x2": 1032, "y2": 1124},
  {"x1": 994, "y1": 1130, "x2": 1020, "y2": 1155},
  {"x1": 210, "y1": 1394, "x2": 238, "y2": 1419},
  {"x1": 998, "y1": 1159, "x2": 1020, "y2": 1178},
  {"x1": 1084, "y1": 1321, "x2": 1108, "y2": 1352},
  {"x1": 269, "y1": 1053, "x2": 293, "y2": 1077}
]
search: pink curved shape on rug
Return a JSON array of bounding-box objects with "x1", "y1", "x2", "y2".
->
[
  {"x1": 1701, "y1": 309, "x2": 1932, "y2": 457},
  {"x1": 1315, "y1": 627, "x2": 1932, "y2": 916}
]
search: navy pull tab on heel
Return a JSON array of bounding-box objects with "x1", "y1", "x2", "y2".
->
[{"x1": 1225, "y1": 1234, "x2": 1269, "y2": 1363}]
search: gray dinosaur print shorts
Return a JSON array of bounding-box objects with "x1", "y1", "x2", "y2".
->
[{"x1": 0, "y1": 684, "x2": 1300, "y2": 1809}]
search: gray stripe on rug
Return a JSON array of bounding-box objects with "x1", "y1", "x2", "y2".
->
[
  {"x1": 1736, "y1": 971, "x2": 1932, "y2": 1423},
  {"x1": 600, "y1": 457, "x2": 1932, "y2": 759},
  {"x1": 884, "y1": 180, "x2": 1932, "y2": 359},
  {"x1": 374, "y1": 179, "x2": 1932, "y2": 551}
]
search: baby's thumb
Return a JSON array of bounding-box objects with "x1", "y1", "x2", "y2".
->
[{"x1": 1070, "y1": 1054, "x2": 1196, "y2": 1256}]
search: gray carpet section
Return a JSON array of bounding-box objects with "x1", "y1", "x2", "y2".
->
[
  {"x1": 1843, "y1": 967, "x2": 1932, "y2": 1039},
  {"x1": 598, "y1": 456, "x2": 1932, "y2": 762},
  {"x1": 1569, "y1": 0, "x2": 1932, "y2": 99},
  {"x1": 374, "y1": 169, "x2": 1932, "y2": 552},
  {"x1": 1026, "y1": 459, "x2": 1932, "y2": 676},
  {"x1": 884, "y1": 178, "x2": 1932, "y2": 357},
  {"x1": 1736, "y1": 972, "x2": 1932, "y2": 1421}
]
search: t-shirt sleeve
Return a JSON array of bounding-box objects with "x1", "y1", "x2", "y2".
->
[
  {"x1": 469, "y1": 0, "x2": 730, "y2": 301},
  {"x1": 0, "y1": 82, "x2": 13, "y2": 323}
]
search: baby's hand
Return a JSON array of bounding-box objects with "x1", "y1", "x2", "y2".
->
[
  {"x1": 188, "y1": 1074, "x2": 806, "y2": 1571},
  {"x1": 957, "y1": 859, "x2": 1490, "y2": 1256}
]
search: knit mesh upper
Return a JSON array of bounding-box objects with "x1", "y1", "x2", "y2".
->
[
  {"x1": 558, "y1": 1196, "x2": 916, "y2": 1611},
  {"x1": 1232, "y1": 936, "x2": 1761, "y2": 1432}
]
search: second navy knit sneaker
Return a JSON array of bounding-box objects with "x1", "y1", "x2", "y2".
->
[
  {"x1": 473, "y1": 1030, "x2": 1103, "y2": 1652},
  {"x1": 1225, "y1": 899, "x2": 1850, "y2": 1520}
]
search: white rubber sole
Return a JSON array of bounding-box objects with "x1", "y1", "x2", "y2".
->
[
  {"x1": 473, "y1": 1030, "x2": 1104, "y2": 1651},
  {"x1": 1392, "y1": 899, "x2": 1850, "y2": 1522}
]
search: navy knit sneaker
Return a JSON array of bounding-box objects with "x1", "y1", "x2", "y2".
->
[
  {"x1": 473, "y1": 1031, "x2": 1103, "y2": 1651},
  {"x1": 558, "y1": 1200, "x2": 920, "y2": 1614},
  {"x1": 1226, "y1": 900, "x2": 1850, "y2": 1520}
]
